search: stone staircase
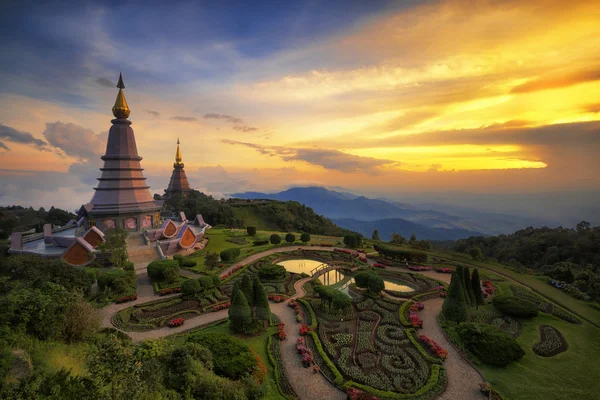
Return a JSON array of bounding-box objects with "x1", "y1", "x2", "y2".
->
[{"x1": 127, "y1": 233, "x2": 161, "y2": 264}]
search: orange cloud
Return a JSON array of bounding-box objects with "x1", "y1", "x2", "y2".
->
[{"x1": 511, "y1": 67, "x2": 600, "y2": 93}]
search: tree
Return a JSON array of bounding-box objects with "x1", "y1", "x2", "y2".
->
[
  {"x1": 576, "y1": 220, "x2": 591, "y2": 232},
  {"x1": 285, "y1": 233, "x2": 296, "y2": 244},
  {"x1": 468, "y1": 246, "x2": 483, "y2": 260},
  {"x1": 372, "y1": 229, "x2": 380, "y2": 241},
  {"x1": 219, "y1": 248, "x2": 240, "y2": 263},
  {"x1": 463, "y1": 267, "x2": 476, "y2": 307},
  {"x1": 354, "y1": 271, "x2": 385, "y2": 295},
  {"x1": 62, "y1": 293, "x2": 101, "y2": 342},
  {"x1": 409, "y1": 233, "x2": 417, "y2": 244},
  {"x1": 240, "y1": 274, "x2": 255, "y2": 307},
  {"x1": 300, "y1": 233, "x2": 311, "y2": 243},
  {"x1": 231, "y1": 281, "x2": 240, "y2": 300},
  {"x1": 270, "y1": 234, "x2": 281, "y2": 244},
  {"x1": 228, "y1": 291, "x2": 252, "y2": 333},
  {"x1": 442, "y1": 271, "x2": 469, "y2": 323},
  {"x1": 471, "y1": 268, "x2": 484, "y2": 308},
  {"x1": 390, "y1": 233, "x2": 406, "y2": 244},
  {"x1": 455, "y1": 265, "x2": 468, "y2": 304},
  {"x1": 86, "y1": 334, "x2": 146, "y2": 400},
  {"x1": 253, "y1": 276, "x2": 271, "y2": 325},
  {"x1": 96, "y1": 228, "x2": 129, "y2": 268},
  {"x1": 204, "y1": 252, "x2": 219, "y2": 269},
  {"x1": 246, "y1": 226, "x2": 257, "y2": 236}
]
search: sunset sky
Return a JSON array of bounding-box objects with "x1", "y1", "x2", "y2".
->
[{"x1": 1, "y1": 0, "x2": 599, "y2": 221}]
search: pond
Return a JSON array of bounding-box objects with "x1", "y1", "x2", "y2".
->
[{"x1": 276, "y1": 258, "x2": 415, "y2": 294}]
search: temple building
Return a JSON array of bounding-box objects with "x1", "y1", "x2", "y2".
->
[
  {"x1": 78, "y1": 73, "x2": 162, "y2": 232},
  {"x1": 165, "y1": 138, "x2": 191, "y2": 198}
]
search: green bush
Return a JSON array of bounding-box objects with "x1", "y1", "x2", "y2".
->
[
  {"x1": 147, "y1": 260, "x2": 180, "y2": 284},
  {"x1": 220, "y1": 248, "x2": 241, "y2": 263},
  {"x1": 124, "y1": 261, "x2": 135, "y2": 271},
  {"x1": 187, "y1": 332, "x2": 256, "y2": 380},
  {"x1": 456, "y1": 323, "x2": 525, "y2": 367},
  {"x1": 198, "y1": 276, "x2": 214, "y2": 290},
  {"x1": 173, "y1": 254, "x2": 184, "y2": 266},
  {"x1": 300, "y1": 233, "x2": 311, "y2": 243},
  {"x1": 270, "y1": 234, "x2": 281, "y2": 244},
  {"x1": 492, "y1": 295, "x2": 539, "y2": 318},
  {"x1": 182, "y1": 279, "x2": 202, "y2": 296},
  {"x1": 373, "y1": 243, "x2": 428, "y2": 263},
  {"x1": 246, "y1": 226, "x2": 257, "y2": 236},
  {"x1": 354, "y1": 271, "x2": 385, "y2": 294},
  {"x1": 285, "y1": 233, "x2": 296, "y2": 244},
  {"x1": 98, "y1": 268, "x2": 134, "y2": 294},
  {"x1": 182, "y1": 259, "x2": 197, "y2": 267},
  {"x1": 258, "y1": 264, "x2": 286, "y2": 280},
  {"x1": 210, "y1": 274, "x2": 220, "y2": 288},
  {"x1": 253, "y1": 239, "x2": 269, "y2": 246}
]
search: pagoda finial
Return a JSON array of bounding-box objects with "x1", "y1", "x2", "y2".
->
[
  {"x1": 175, "y1": 138, "x2": 183, "y2": 164},
  {"x1": 112, "y1": 73, "x2": 130, "y2": 119}
]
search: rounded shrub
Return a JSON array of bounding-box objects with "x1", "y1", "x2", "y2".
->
[
  {"x1": 220, "y1": 247, "x2": 241, "y2": 263},
  {"x1": 258, "y1": 264, "x2": 286, "y2": 280},
  {"x1": 456, "y1": 323, "x2": 525, "y2": 366},
  {"x1": 270, "y1": 234, "x2": 281, "y2": 245},
  {"x1": 187, "y1": 333, "x2": 257, "y2": 380},
  {"x1": 182, "y1": 259, "x2": 197, "y2": 267},
  {"x1": 492, "y1": 295, "x2": 538, "y2": 318},
  {"x1": 285, "y1": 233, "x2": 296, "y2": 244},
  {"x1": 182, "y1": 279, "x2": 202, "y2": 296},
  {"x1": 147, "y1": 260, "x2": 180, "y2": 284},
  {"x1": 300, "y1": 233, "x2": 311, "y2": 243},
  {"x1": 198, "y1": 275, "x2": 215, "y2": 290},
  {"x1": 246, "y1": 226, "x2": 257, "y2": 236},
  {"x1": 253, "y1": 239, "x2": 269, "y2": 246}
]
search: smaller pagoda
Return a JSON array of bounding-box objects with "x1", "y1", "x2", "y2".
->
[{"x1": 165, "y1": 138, "x2": 191, "y2": 197}]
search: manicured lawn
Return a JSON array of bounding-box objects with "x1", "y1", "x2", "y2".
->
[
  {"x1": 177, "y1": 321, "x2": 283, "y2": 400},
  {"x1": 479, "y1": 313, "x2": 600, "y2": 399}
]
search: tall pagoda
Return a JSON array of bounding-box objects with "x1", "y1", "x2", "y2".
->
[
  {"x1": 79, "y1": 73, "x2": 162, "y2": 231},
  {"x1": 165, "y1": 138, "x2": 191, "y2": 197}
]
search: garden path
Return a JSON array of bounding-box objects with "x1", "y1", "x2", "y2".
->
[
  {"x1": 271, "y1": 277, "x2": 347, "y2": 400},
  {"x1": 420, "y1": 297, "x2": 486, "y2": 400}
]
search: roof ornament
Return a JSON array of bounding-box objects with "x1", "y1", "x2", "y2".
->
[
  {"x1": 112, "y1": 72, "x2": 130, "y2": 119},
  {"x1": 176, "y1": 138, "x2": 183, "y2": 164}
]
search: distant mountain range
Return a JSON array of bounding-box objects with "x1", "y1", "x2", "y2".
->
[{"x1": 231, "y1": 186, "x2": 552, "y2": 240}]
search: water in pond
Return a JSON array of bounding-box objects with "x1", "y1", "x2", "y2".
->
[{"x1": 276, "y1": 258, "x2": 415, "y2": 294}]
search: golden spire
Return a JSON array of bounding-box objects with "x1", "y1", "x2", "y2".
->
[
  {"x1": 112, "y1": 72, "x2": 130, "y2": 119},
  {"x1": 175, "y1": 138, "x2": 183, "y2": 164}
]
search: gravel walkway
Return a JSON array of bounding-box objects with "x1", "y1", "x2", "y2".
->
[{"x1": 420, "y1": 297, "x2": 486, "y2": 400}]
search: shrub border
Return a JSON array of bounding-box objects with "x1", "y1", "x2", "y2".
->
[
  {"x1": 267, "y1": 333, "x2": 298, "y2": 400},
  {"x1": 405, "y1": 328, "x2": 443, "y2": 364}
]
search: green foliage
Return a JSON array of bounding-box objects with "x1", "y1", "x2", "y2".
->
[
  {"x1": 219, "y1": 247, "x2": 241, "y2": 262},
  {"x1": 463, "y1": 267, "x2": 476, "y2": 307},
  {"x1": 0, "y1": 205, "x2": 75, "y2": 239},
  {"x1": 228, "y1": 290, "x2": 253, "y2": 333},
  {"x1": 300, "y1": 232, "x2": 311, "y2": 243},
  {"x1": 492, "y1": 295, "x2": 539, "y2": 318},
  {"x1": 187, "y1": 332, "x2": 257, "y2": 380},
  {"x1": 210, "y1": 273, "x2": 220, "y2": 288},
  {"x1": 147, "y1": 260, "x2": 180, "y2": 284},
  {"x1": 442, "y1": 271, "x2": 469, "y2": 323},
  {"x1": 314, "y1": 285, "x2": 352, "y2": 311},
  {"x1": 246, "y1": 226, "x2": 257, "y2": 236},
  {"x1": 390, "y1": 232, "x2": 406, "y2": 244},
  {"x1": 372, "y1": 229, "x2": 380, "y2": 241},
  {"x1": 97, "y1": 268, "x2": 135, "y2": 296},
  {"x1": 198, "y1": 275, "x2": 214, "y2": 290},
  {"x1": 0, "y1": 368, "x2": 101, "y2": 399},
  {"x1": 96, "y1": 228, "x2": 129, "y2": 268},
  {"x1": 373, "y1": 243, "x2": 428, "y2": 263},
  {"x1": 285, "y1": 233, "x2": 296, "y2": 243},
  {"x1": 182, "y1": 259, "x2": 197, "y2": 267},
  {"x1": 182, "y1": 279, "x2": 202, "y2": 296},
  {"x1": 253, "y1": 276, "x2": 271, "y2": 323},
  {"x1": 343, "y1": 233, "x2": 362, "y2": 248},
  {"x1": 471, "y1": 268, "x2": 484, "y2": 306},
  {"x1": 468, "y1": 246, "x2": 483, "y2": 260},
  {"x1": 253, "y1": 239, "x2": 269, "y2": 246},
  {"x1": 269, "y1": 234, "x2": 281, "y2": 244},
  {"x1": 456, "y1": 323, "x2": 525, "y2": 367},
  {"x1": 258, "y1": 263, "x2": 286, "y2": 280},
  {"x1": 240, "y1": 274, "x2": 255, "y2": 307},
  {"x1": 354, "y1": 271, "x2": 385, "y2": 295}
]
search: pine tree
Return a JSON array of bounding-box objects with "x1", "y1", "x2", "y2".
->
[
  {"x1": 372, "y1": 229, "x2": 380, "y2": 241},
  {"x1": 463, "y1": 267, "x2": 476, "y2": 307},
  {"x1": 253, "y1": 276, "x2": 271, "y2": 325},
  {"x1": 240, "y1": 274, "x2": 254, "y2": 307},
  {"x1": 229, "y1": 290, "x2": 252, "y2": 332},
  {"x1": 232, "y1": 281, "x2": 240, "y2": 300},
  {"x1": 471, "y1": 268, "x2": 485, "y2": 308},
  {"x1": 455, "y1": 265, "x2": 468, "y2": 305},
  {"x1": 442, "y1": 271, "x2": 469, "y2": 323}
]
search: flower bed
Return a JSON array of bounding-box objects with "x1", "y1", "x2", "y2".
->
[
  {"x1": 409, "y1": 265, "x2": 431, "y2": 272},
  {"x1": 296, "y1": 337, "x2": 314, "y2": 367},
  {"x1": 167, "y1": 317, "x2": 184, "y2": 328},
  {"x1": 435, "y1": 267, "x2": 453, "y2": 273},
  {"x1": 267, "y1": 334, "x2": 297, "y2": 399},
  {"x1": 482, "y1": 280, "x2": 495, "y2": 298},
  {"x1": 278, "y1": 322, "x2": 286, "y2": 340},
  {"x1": 419, "y1": 335, "x2": 448, "y2": 360},
  {"x1": 347, "y1": 387, "x2": 380, "y2": 400},
  {"x1": 532, "y1": 325, "x2": 568, "y2": 357},
  {"x1": 210, "y1": 301, "x2": 231, "y2": 312},
  {"x1": 268, "y1": 294, "x2": 287, "y2": 303},
  {"x1": 116, "y1": 294, "x2": 137, "y2": 304},
  {"x1": 373, "y1": 263, "x2": 386, "y2": 269},
  {"x1": 158, "y1": 287, "x2": 181, "y2": 296}
]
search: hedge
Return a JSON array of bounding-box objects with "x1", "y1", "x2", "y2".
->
[
  {"x1": 267, "y1": 334, "x2": 297, "y2": 400},
  {"x1": 147, "y1": 260, "x2": 180, "y2": 283},
  {"x1": 344, "y1": 364, "x2": 445, "y2": 399},
  {"x1": 373, "y1": 243, "x2": 428, "y2": 263},
  {"x1": 297, "y1": 298, "x2": 318, "y2": 329},
  {"x1": 492, "y1": 295, "x2": 538, "y2": 318},
  {"x1": 253, "y1": 240, "x2": 269, "y2": 246},
  {"x1": 182, "y1": 259, "x2": 197, "y2": 267},
  {"x1": 399, "y1": 301, "x2": 413, "y2": 326},
  {"x1": 308, "y1": 331, "x2": 343, "y2": 385}
]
